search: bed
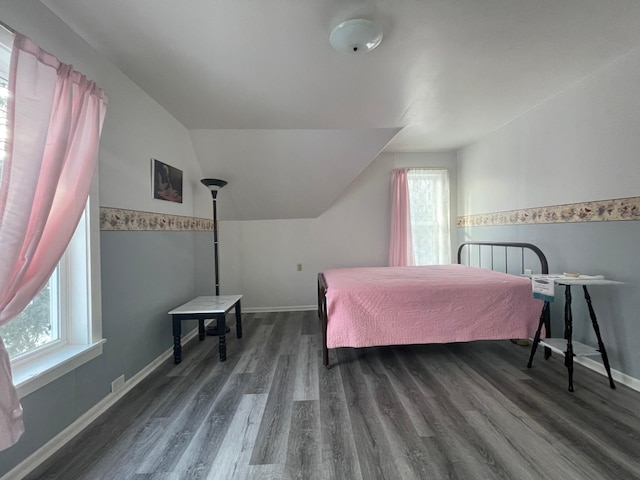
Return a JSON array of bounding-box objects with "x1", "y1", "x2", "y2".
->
[{"x1": 317, "y1": 241, "x2": 550, "y2": 368}]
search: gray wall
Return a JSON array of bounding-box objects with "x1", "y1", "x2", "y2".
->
[
  {"x1": 99, "y1": 231, "x2": 201, "y2": 379},
  {"x1": 457, "y1": 29, "x2": 640, "y2": 383},
  {"x1": 0, "y1": 230, "x2": 200, "y2": 475},
  {"x1": 459, "y1": 220, "x2": 640, "y2": 380}
]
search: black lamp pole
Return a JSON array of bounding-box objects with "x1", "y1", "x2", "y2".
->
[{"x1": 201, "y1": 178, "x2": 230, "y2": 335}]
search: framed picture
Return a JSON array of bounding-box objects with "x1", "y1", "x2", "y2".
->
[{"x1": 152, "y1": 158, "x2": 183, "y2": 203}]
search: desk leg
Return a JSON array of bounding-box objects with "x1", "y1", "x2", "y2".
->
[
  {"x1": 236, "y1": 300, "x2": 243, "y2": 339},
  {"x1": 564, "y1": 285, "x2": 575, "y2": 392},
  {"x1": 172, "y1": 317, "x2": 182, "y2": 364},
  {"x1": 583, "y1": 286, "x2": 616, "y2": 389},
  {"x1": 217, "y1": 314, "x2": 227, "y2": 362},
  {"x1": 527, "y1": 302, "x2": 550, "y2": 368},
  {"x1": 198, "y1": 319, "x2": 205, "y2": 340},
  {"x1": 543, "y1": 301, "x2": 552, "y2": 360}
]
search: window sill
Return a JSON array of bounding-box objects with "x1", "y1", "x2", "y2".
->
[{"x1": 13, "y1": 339, "x2": 107, "y2": 398}]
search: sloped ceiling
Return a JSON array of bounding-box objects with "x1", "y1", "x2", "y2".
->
[
  {"x1": 41, "y1": 0, "x2": 640, "y2": 219},
  {"x1": 190, "y1": 129, "x2": 399, "y2": 220}
]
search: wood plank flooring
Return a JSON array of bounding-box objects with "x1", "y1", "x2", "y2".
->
[{"x1": 25, "y1": 311, "x2": 640, "y2": 479}]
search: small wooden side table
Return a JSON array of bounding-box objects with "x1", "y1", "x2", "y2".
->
[
  {"x1": 168, "y1": 295, "x2": 242, "y2": 363},
  {"x1": 527, "y1": 277, "x2": 622, "y2": 392}
]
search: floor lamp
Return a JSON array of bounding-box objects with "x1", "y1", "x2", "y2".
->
[{"x1": 201, "y1": 178, "x2": 230, "y2": 335}]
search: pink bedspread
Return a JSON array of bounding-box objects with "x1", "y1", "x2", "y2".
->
[{"x1": 323, "y1": 264, "x2": 543, "y2": 349}]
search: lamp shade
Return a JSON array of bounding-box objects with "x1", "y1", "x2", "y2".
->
[
  {"x1": 201, "y1": 178, "x2": 227, "y2": 191},
  {"x1": 330, "y1": 19, "x2": 383, "y2": 53}
]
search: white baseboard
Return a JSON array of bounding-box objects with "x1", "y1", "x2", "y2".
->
[
  {"x1": 535, "y1": 339, "x2": 640, "y2": 392},
  {"x1": 242, "y1": 305, "x2": 316, "y2": 313},
  {"x1": 574, "y1": 356, "x2": 640, "y2": 392},
  {"x1": 1, "y1": 326, "x2": 202, "y2": 480}
]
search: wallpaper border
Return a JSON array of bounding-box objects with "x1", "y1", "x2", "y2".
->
[
  {"x1": 457, "y1": 196, "x2": 640, "y2": 227},
  {"x1": 100, "y1": 207, "x2": 212, "y2": 231},
  {"x1": 102, "y1": 196, "x2": 640, "y2": 231}
]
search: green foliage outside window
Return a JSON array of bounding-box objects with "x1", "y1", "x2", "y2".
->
[{"x1": 0, "y1": 285, "x2": 53, "y2": 358}]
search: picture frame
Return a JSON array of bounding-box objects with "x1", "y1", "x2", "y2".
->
[{"x1": 152, "y1": 158, "x2": 183, "y2": 203}]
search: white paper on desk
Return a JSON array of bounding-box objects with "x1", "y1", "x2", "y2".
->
[{"x1": 531, "y1": 275, "x2": 555, "y2": 302}]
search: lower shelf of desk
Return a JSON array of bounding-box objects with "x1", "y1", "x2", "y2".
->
[{"x1": 540, "y1": 338, "x2": 600, "y2": 357}]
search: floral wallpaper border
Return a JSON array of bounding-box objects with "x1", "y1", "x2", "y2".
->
[
  {"x1": 458, "y1": 196, "x2": 640, "y2": 228},
  {"x1": 100, "y1": 207, "x2": 213, "y2": 231},
  {"x1": 101, "y1": 196, "x2": 640, "y2": 231}
]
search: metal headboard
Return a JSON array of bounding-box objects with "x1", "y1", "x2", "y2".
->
[{"x1": 457, "y1": 241, "x2": 549, "y2": 275}]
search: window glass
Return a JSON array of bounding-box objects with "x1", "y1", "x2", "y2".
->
[
  {"x1": 407, "y1": 168, "x2": 451, "y2": 265},
  {"x1": 0, "y1": 278, "x2": 60, "y2": 358}
]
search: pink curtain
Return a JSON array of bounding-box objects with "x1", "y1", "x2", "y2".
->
[
  {"x1": 0, "y1": 33, "x2": 108, "y2": 451},
  {"x1": 389, "y1": 168, "x2": 415, "y2": 267}
]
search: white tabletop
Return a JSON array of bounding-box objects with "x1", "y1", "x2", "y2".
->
[
  {"x1": 554, "y1": 278, "x2": 623, "y2": 286},
  {"x1": 168, "y1": 295, "x2": 242, "y2": 315},
  {"x1": 530, "y1": 274, "x2": 623, "y2": 286}
]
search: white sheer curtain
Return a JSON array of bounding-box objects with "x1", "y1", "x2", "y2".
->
[
  {"x1": 407, "y1": 169, "x2": 451, "y2": 265},
  {"x1": 0, "y1": 32, "x2": 107, "y2": 451}
]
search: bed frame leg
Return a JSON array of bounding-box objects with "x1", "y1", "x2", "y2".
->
[
  {"x1": 318, "y1": 275, "x2": 331, "y2": 369},
  {"x1": 321, "y1": 308, "x2": 330, "y2": 369}
]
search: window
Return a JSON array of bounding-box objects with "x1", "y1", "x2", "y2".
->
[
  {"x1": 1, "y1": 66, "x2": 60, "y2": 357},
  {"x1": 0, "y1": 27, "x2": 103, "y2": 398},
  {"x1": 407, "y1": 169, "x2": 451, "y2": 265}
]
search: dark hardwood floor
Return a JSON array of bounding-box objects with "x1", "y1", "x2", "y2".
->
[{"x1": 25, "y1": 311, "x2": 640, "y2": 479}]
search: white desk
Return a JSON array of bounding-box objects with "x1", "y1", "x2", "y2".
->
[
  {"x1": 168, "y1": 295, "x2": 242, "y2": 363},
  {"x1": 527, "y1": 277, "x2": 621, "y2": 392}
]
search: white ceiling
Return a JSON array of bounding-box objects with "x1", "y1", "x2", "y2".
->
[{"x1": 42, "y1": 0, "x2": 640, "y2": 219}]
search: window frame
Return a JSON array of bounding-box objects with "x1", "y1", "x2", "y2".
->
[
  {"x1": 0, "y1": 27, "x2": 104, "y2": 397},
  {"x1": 10, "y1": 184, "x2": 105, "y2": 398},
  {"x1": 407, "y1": 168, "x2": 452, "y2": 266}
]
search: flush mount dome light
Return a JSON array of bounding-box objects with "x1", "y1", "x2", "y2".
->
[{"x1": 330, "y1": 18, "x2": 383, "y2": 53}]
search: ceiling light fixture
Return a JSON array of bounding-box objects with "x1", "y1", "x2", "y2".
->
[{"x1": 330, "y1": 18, "x2": 383, "y2": 54}]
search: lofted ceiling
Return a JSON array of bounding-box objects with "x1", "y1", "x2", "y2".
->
[{"x1": 42, "y1": 0, "x2": 640, "y2": 220}]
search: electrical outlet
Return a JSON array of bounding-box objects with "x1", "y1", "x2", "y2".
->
[
  {"x1": 111, "y1": 375, "x2": 125, "y2": 393},
  {"x1": 297, "y1": 263, "x2": 302, "y2": 271}
]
